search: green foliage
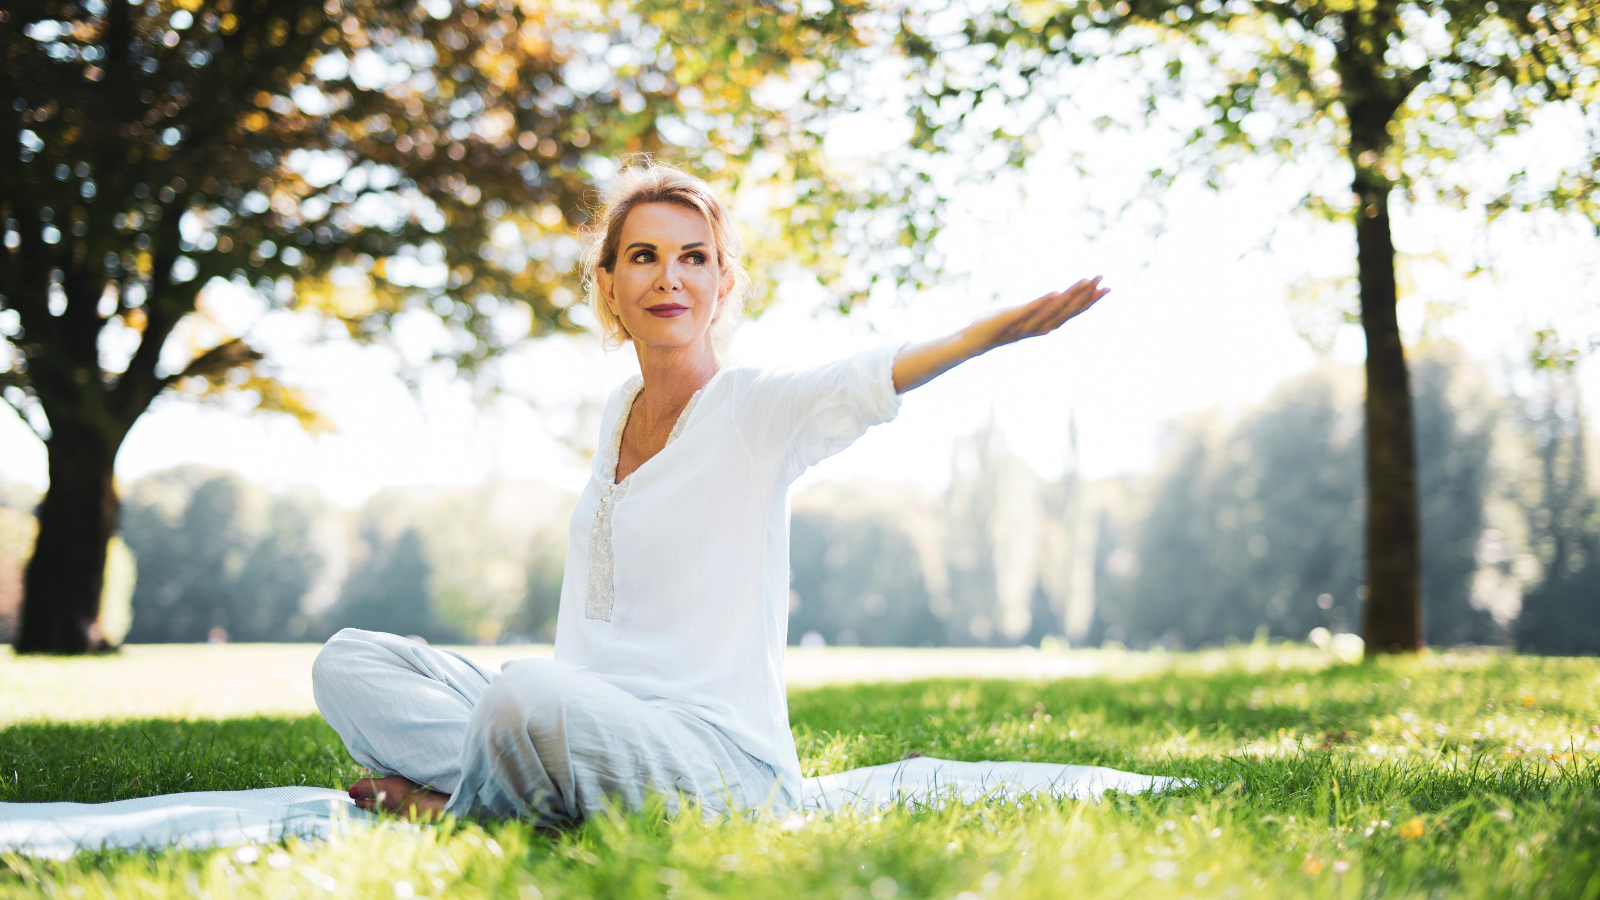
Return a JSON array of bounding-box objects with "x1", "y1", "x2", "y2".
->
[
  {"x1": 361, "y1": 482, "x2": 571, "y2": 643},
  {"x1": 0, "y1": 0, "x2": 899, "y2": 440},
  {"x1": 827, "y1": 0, "x2": 1600, "y2": 653},
  {"x1": 873, "y1": 0, "x2": 1599, "y2": 353},
  {"x1": 318, "y1": 524, "x2": 459, "y2": 645},
  {"x1": 0, "y1": 0, "x2": 906, "y2": 649},
  {"x1": 505, "y1": 523, "x2": 567, "y2": 644},
  {"x1": 90, "y1": 337, "x2": 1593, "y2": 652},
  {"x1": 790, "y1": 502, "x2": 944, "y2": 647},
  {"x1": 0, "y1": 648, "x2": 1598, "y2": 898},
  {"x1": 120, "y1": 468, "x2": 334, "y2": 644}
]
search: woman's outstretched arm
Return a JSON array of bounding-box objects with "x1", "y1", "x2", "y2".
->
[{"x1": 890, "y1": 275, "x2": 1111, "y2": 394}]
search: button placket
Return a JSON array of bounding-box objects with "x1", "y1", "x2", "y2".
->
[{"x1": 584, "y1": 377, "x2": 708, "y2": 623}]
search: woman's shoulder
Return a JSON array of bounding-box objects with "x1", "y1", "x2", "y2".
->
[{"x1": 715, "y1": 361, "x2": 809, "y2": 410}]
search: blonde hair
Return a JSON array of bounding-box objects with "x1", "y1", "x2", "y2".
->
[{"x1": 579, "y1": 159, "x2": 750, "y2": 362}]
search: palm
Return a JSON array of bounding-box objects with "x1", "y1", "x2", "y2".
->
[{"x1": 986, "y1": 277, "x2": 1110, "y2": 347}]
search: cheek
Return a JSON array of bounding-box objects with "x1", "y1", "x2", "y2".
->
[
  {"x1": 694, "y1": 266, "x2": 723, "y2": 292},
  {"x1": 615, "y1": 269, "x2": 652, "y2": 300}
]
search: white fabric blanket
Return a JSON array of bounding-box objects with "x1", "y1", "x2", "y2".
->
[{"x1": 0, "y1": 757, "x2": 1189, "y2": 859}]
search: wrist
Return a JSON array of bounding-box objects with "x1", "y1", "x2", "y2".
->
[{"x1": 960, "y1": 314, "x2": 1004, "y2": 357}]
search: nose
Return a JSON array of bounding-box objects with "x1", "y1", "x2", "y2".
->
[{"x1": 655, "y1": 258, "x2": 686, "y2": 292}]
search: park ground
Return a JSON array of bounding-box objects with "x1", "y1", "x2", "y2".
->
[{"x1": 0, "y1": 643, "x2": 1597, "y2": 899}]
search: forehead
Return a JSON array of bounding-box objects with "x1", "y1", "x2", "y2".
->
[{"x1": 619, "y1": 201, "x2": 712, "y2": 245}]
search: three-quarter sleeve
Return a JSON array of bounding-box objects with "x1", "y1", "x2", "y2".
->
[{"x1": 732, "y1": 341, "x2": 908, "y2": 482}]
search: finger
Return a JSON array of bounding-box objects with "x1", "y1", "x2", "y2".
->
[
  {"x1": 1048, "y1": 282, "x2": 1082, "y2": 303},
  {"x1": 1051, "y1": 284, "x2": 1089, "y2": 308},
  {"x1": 1063, "y1": 283, "x2": 1097, "y2": 309},
  {"x1": 1048, "y1": 290, "x2": 1104, "y2": 330},
  {"x1": 1074, "y1": 285, "x2": 1108, "y2": 307}
]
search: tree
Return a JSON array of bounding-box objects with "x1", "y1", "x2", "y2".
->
[
  {"x1": 1099, "y1": 392, "x2": 1362, "y2": 648},
  {"x1": 122, "y1": 467, "x2": 260, "y2": 642},
  {"x1": 505, "y1": 522, "x2": 566, "y2": 643},
  {"x1": 1410, "y1": 342, "x2": 1501, "y2": 645},
  {"x1": 2, "y1": 0, "x2": 885, "y2": 652},
  {"x1": 120, "y1": 468, "x2": 332, "y2": 644},
  {"x1": 320, "y1": 523, "x2": 456, "y2": 643},
  {"x1": 228, "y1": 490, "x2": 330, "y2": 641},
  {"x1": 1095, "y1": 342, "x2": 1504, "y2": 648},
  {"x1": 855, "y1": 0, "x2": 1600, "y2": 651},
  {"x1": 789, "y1": 502, "x2": 943, "y2": 647},
  {"x1": 1512, "y1": 362, "x2": 1600, "y2": 654}
]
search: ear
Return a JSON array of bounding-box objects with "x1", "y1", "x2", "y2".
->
[{"x1": 712, "y1": 268, "x2": 735, "y2": 321}]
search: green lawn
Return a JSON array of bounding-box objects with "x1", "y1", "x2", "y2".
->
[{"x1": 1, "y1": 644, "x2": 1597, "y2": 899}]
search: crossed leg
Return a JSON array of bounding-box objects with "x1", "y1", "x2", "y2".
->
[
  {"x1": 311, "y1": 628, "x2": 784, "y2": 825},
  {"x1": 311, "y1": 628, "x2": 495, "y2": 818}
]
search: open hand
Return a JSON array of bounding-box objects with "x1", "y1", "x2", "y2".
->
[{"x1": 976, "y1": 276, "x2": 1111, "y2": 349}]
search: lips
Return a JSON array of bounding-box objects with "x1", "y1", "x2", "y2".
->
[{"x1": 646, "y1": 304, "x2": 688, "y2": 317}]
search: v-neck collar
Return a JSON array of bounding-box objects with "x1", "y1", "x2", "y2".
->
[{"x1": 596, "y1": 368, "x2": 725, "y2": 486}]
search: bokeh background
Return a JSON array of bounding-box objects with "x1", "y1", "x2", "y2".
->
[{"x1": 2, "y1": 0, "x2": 1596, "y2": 654}]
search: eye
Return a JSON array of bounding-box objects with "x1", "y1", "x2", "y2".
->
[
  {"x1": 630, "y1": 250, "x2": 654, "y2": 263},
  {"x1": 686, "y1": 251, "x2": 708, "y2": 264}
]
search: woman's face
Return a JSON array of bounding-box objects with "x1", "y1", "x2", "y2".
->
[{"x1": 597, "y1": 201, "x2": 730, "y2": 356}]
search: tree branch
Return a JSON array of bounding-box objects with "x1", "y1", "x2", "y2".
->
[{"x1": 158, "y1": 337, "x2": 263, "y2": 392}]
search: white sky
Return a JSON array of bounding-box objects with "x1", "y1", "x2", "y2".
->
[{"x1": 2, "y1": 47, "x2": 1597, "y2": 508}]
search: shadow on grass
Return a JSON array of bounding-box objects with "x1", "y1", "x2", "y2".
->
[
  {"x1": 790, "y1": 664, "x2": 1374, "y2": 766},
  {"x1": 6, "y1": 658, "x2": 1598, "y2": 818},
  {"x1": 789, "y1": 660, "x2": 1600, "y2": 811}
]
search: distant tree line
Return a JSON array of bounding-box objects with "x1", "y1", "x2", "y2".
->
[{"x1": 0, "y1": 338, "x2": 1592, "y2": 651}]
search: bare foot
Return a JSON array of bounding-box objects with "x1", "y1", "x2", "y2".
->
[{"x1": 348, "y1": 775, "x2": 451, "y2": 819}]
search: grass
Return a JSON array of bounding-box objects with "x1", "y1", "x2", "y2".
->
[{"x1": 1, "y1": 644, "x2": 1598, "y2": 898}]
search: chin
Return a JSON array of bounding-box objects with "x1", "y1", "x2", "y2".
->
[{"x1": 637, "y1": 330, "x2": 711, "y2": 353}]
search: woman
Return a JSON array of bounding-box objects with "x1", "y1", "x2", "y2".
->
[{"x1": 311, "y1": 162, "x2": 1112, "y2": 823}]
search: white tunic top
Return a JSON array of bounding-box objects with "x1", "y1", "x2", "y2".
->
[{"x1": 552, "y1": 340, "x2": 909, "y2": 809}]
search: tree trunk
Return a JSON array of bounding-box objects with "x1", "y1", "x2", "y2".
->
[
  {"x1": 1350, "y1": 133, "x2": 1424, "y2": 654},
  {"x1": 13, "y1": 422, "x2": 122, "y2": 654}
]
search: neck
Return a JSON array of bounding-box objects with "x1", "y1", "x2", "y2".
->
[{"x1": 632, "y1": 340, "x2": 719, "y2": 425}]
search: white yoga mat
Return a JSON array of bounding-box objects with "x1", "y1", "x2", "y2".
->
[{"x1": 0, "y1": 758, "x2": 1191, "y2": 859}]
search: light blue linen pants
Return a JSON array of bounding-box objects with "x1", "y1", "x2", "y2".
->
[{"x1": 311, "y1": 628, "x2": 789, "y2": 825}]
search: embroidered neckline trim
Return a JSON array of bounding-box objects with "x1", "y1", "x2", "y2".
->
[
  {"x1": 603, "y1": 374, "x2": 712, "y2": 486},
  {"x1": 585, "y1": 372, "x2": 714, "y2": 622}
]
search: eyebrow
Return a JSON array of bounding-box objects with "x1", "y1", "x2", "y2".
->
[{"x1": 623, "y1": 241, "x2": 706, "y2": 253}]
